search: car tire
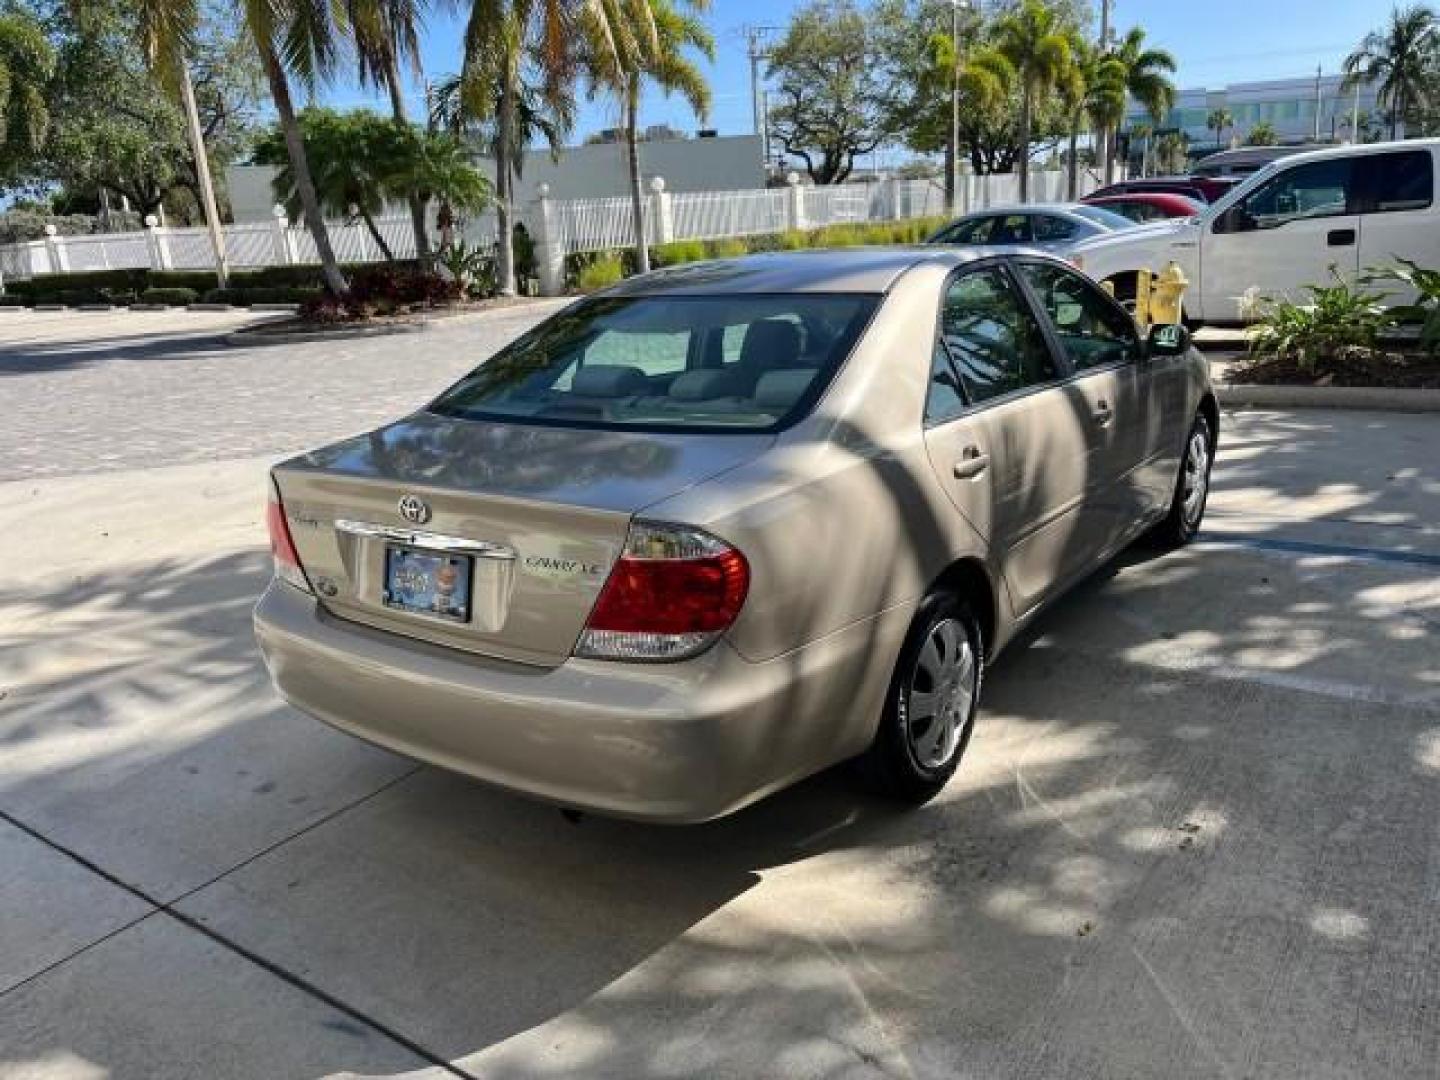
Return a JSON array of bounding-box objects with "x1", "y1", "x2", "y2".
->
[
  {"x1": 857, "y1": 592, "x2": 984, "y2": 804},
  {"x1": 1151, "y1": 411, "x2": 1214, "y2": 548}
]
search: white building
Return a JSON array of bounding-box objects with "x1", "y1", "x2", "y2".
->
[{"x1": 225, "y1": 134, "x2": 765, "y2": 222}]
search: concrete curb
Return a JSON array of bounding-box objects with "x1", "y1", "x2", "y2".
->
[{"x1": 1218, "y1": 383, "x2": 1440, "y2": 412}]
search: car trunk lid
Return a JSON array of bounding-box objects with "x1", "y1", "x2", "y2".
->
[{"x1": 272, "y1": 412, "x2": 772, "y2": 666}]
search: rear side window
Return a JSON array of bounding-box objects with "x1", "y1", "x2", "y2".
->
[
  {"x1": 1361, "y1": 150, "x2": 1434, "y2": 213},
  {"x1": 937, "y1": 267, "x2": 1057, "y2": 407},
  {"x1": 1032, "y1": 214, "x2": 1078, "y2": 241},
  {"x1": 430, "y1": 294, "x2": 877, "y2": 433}
]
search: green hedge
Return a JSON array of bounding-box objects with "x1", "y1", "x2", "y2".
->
[
  {"x1": 200, "y1": 285, "x2": 322, "y2": 307},
  {"x1": 139, "y1": 287, "x2": 199, "y2": 306}
]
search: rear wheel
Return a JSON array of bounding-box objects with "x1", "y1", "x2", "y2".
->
[
  {"x1": 1151, "y1": 412, "x2": 1214, "y2": 548},
  {"x1": 857, "y1": 593, "x2": 983, "y2": 804}
]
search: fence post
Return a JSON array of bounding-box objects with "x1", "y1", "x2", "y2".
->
[
  {"x1": 785, "y1": 172, "x2": 807, "y2": 232},
  {"x1": 271, "y1": 204, "x2": 296, "y2": 265},
  {"x1": 43, "y1": 225, "x2": 69, "y2": 274},
  {"x1": 144, "y1": 215, "x2": 174, "y2": 270},
  {"x1": 650, "y1": 177, "x2": 673, "y2": 246},
  {"x1": 882, "y1": 175, "x2": 903, "y2": 221},
  {"x1": 529, "y1": 184, "x2": 566, "y2": 298}
]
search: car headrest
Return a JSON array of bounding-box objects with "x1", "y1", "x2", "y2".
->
[
  {"x1": 571, "y1": 364, "x2": 647, "y2": 398},
  {"x1": 668, "y1": 369, "x2": 744, "y2": 401},
  {"x1": 740, "y1": 319, "x2": 802, "y2": 371},
  {"x1": 753, "y1": 369, "x2": 818, "y2": 413}
]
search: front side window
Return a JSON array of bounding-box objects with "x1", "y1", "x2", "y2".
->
[
  {"x1": 1018, "y1": 262, "x2": 1141, "y2": 372},
  {"x1": 1032, "y1": 214, "x2": 1079, "y2": 241},
  {"x1": 1233, "y1": 158, "x2": 1354, "y2": 229},
  {"x1": 430, "y1": 294, "x2": 877, "y2": 432},
  {"x1": 939, "y1": 267, "x2": 1057, "y2": 406},
  {"x1": 933, "y1": 217, "x2": 993, "y2": 244},
  {"x1": 1361, "y1": 150, "x2": 1434, "y2": 213}
]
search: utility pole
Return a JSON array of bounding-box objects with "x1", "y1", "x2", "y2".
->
[
  {"x1": 1099, "y1": 0, "x2": 1115, "y2": 182},
  {"x1": 948, "y1": 1, "x2": 964, "y2": 213},
  {"x1": 1351, "y1": 80, "x2": 1361, "y2": 143},
  {"x1": 1099, "y1": 0, "x2": 1111, "y2": 49},
  {"x1": 1313, "y1": 64, "x2": 1323, "y2": 142},
  {"x1": 179, "y1": 63, "x2": 228, "y2": 288},
  {"x1": 743, "y1": 26, "x2": 780, "y2": 171}
]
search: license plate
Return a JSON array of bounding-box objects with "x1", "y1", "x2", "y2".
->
[{"x1": 383, "y1": 547, "x2": 473, "y2": 623}]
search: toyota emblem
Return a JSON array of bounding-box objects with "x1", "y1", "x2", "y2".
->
[{"x1": 398, "y1": 495, "x2": 431, "y2": 524}]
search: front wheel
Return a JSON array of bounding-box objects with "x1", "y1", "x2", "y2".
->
[
  {"x1": 857, "y1": 593, "x2": 983, "y2": 804},
  {"x1": 1151, "y1": 412, "x2": 1214, "y2": 548}
]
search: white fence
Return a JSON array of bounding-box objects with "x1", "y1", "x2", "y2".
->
[{"x1": 0, "y1": 169, "x2": 1098, "y2": 296}]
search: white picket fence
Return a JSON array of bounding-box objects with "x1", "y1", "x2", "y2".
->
[{"x1": 0, "y1": 169, "x2": 1097, "y2": 296}]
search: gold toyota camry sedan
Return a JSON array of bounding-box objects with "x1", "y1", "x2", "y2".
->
[{"x1": 255, "y1": 249, "x2": 1216, "y2": 822}]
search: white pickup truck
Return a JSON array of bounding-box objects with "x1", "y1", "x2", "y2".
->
[{"x1": 1069, "y1": 139, "x2": 1440, "y2": 324}]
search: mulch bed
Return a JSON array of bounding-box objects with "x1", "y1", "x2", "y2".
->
[
  {"x1": 1229, "y1": 350, "x2": 1440, "y2": 389},
  {"x1": 239, "y1": 295, "x2": 535, "y2": 338}
]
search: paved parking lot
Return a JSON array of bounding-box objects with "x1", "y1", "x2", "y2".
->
[{"x1": 1, "y1": 309, "x2": 1438, "y2": 1079}]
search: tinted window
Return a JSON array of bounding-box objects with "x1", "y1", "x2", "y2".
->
[
  {"x1": 1238, "y1": 158, "x2": 1354, "y2": 227},
  {"x1": 431, "y1": 294, "x2": 877, "y2": 432},
  {"x1": 1362, "y1": 150, "x2": 1433, "y2": 213},
  {"x1": 1018, "y1": 262, "x2": 1141, "y2": 371},
  {"x1": 939, "y1": 267, "x2": 1057, "y2": 405},
  {"x1": 1032, "y1": 214, "x2": 1079, "y2": 241},
  {"x1": 925, "y1": 342, "x2": 968, "y2": 424}
]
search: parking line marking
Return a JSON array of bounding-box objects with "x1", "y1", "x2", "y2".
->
[{"x1": 1197, "y1": 533, "x2": 1440, "y2": 570}]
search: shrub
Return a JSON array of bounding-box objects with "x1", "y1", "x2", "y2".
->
[
  {"x1": 139, "y1": 287, "x2": 199, "y2": 306},
  {"x1": 1365, "y1": 258, "x2": 1440, "y2": 355},
  {"x1": 147, "y1": 270, "x2": 224, "y2": 292},
  {"x1": 1249, "y1": 268, "x2": 1395, "y2": 370},
  {"x1": 577, "y1": 254, "x2": 625, "y2": 291},
  {"x1": 653, "y1": 239, "x2": 708, "y2": 267},
  {"x1": 0, "y1": 295, "x2": 27, "y2": 306},
  {"x1": 706, "y1": 238, "x2": 748, "y2": 259},
  {"x1": 346, "y1": 264, "x2": 461, "y2": 310},
  {"x1": 201, "y1": 286, "x2": 322, "y2": 307}
]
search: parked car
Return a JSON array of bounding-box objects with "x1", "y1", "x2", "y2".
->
[
  {"x1": 255, "y1": 249, "x2": 1216, "y2": 822},
  {"x1": 1085, "y1": 175, "x2": 1241, "y2": 204},
  {"x1": 1084, "y1": 192, "x2": 1204, "y2": 223},
  {"x1": 1070, "y1": 139, "x2": 1440, "y2": 324},
  {"x1": 926, "y1": 203, "x2": 1137, "y2": 255},
  {"x1": 1191, "y1": 144, "x2": 1322, "y2": 177}
]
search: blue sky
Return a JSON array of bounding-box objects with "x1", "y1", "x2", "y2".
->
[{"x1": 317, "y1": 0, "x2": 1400, "y2": 145}]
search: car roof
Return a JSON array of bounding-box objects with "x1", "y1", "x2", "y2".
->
[
  {"x1": 601, "y1": 247, "x2": 1013, "y2": 296},
  {"x1": 1246, "y1": 136, "x2": 1440, "y2": 170}
]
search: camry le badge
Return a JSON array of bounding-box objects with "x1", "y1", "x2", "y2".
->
[{"x1": 398, "y1": 495, "x2": 431, "y2": 524}]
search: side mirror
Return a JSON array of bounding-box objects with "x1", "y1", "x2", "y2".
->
[{"x1": 1147, "y1": 322, "x2": 1191, "y2": 357}]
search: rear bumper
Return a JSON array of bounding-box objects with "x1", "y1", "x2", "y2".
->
[{"x1": 253, "y1": 580, "x2": 908, "y2": 822}]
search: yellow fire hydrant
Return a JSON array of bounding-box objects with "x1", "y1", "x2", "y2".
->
[{"x1": 1147, "y1": 262, "x2": 1190, "y2": 326}]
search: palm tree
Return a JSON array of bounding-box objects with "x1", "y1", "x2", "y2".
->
[
  {"x1": 1058, "y1": 36, "x2": 1125, "y2": 199},
  {"x1": 347, "y1": 0, "x2": 433, "y2": 259},
  {"x1": 995, "y1": 0, "x2": 1073, "y2": 202},
  {"x1": 1206, "y1": 106, "x2": 1233, "y2": 149},
  {"x1": 1343, "y1": 4, "x2": 1439, "y2": 140},
  {"x1": 1246, "y1": 119, "x2": 1278, "y2": 146},
  {"x1": 0, "y1": 10, "x2": 54, "y2": 174},
  {"x1": 123, "y1": 0, "x2": 350, "y2": 294},
  {"x1": 582, "y1": 0, "x2": 713, "y2": 275},
  {"x1": 930, "y1": 27, "x2": 1014, "y2": 208},
  {"x1": 1130, "y1": 120, "x2": 1151, "y2": 176},
  {"x1": 1103, "y1": 26, "x2": 1176, "y2": 183}
]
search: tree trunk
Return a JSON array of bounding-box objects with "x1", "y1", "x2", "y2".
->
[
  {"x1": 1066, "y1": 122, "x2": 1080, "y2": 200},
  {"x1": 1103, "y1": 126, "x2": 1116, "y2": 183},
  {"x1": 495, "y1": 62, "x2": 517, "y2": 296},
  {"x1": 383, "y1": 50, "x2": 430, "y2": 261},
  {"x1": 261, "y1": 44, "x2": 347, "y2": 295},
  {"x1": 625, "y1": 76, "x2": 650, "y2": 274},
  {"x1": 1018, "y1": 91, "x2": 1032, "y2": 202},
  {"x1": 361, "y1": 210, "x2": 395, "y2": 261}
]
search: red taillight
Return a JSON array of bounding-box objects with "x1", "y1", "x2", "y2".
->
[
  {"x1": 577, "y1": 522, "x2": 749, "y2": 662},
  {"x1": 266, "y1": 479, "x2": 312, "y2": 593}
]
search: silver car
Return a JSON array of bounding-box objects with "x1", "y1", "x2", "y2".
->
[
  {"x1": 255, "y1": 249, "x2": 1215, "y2": 822},
  {"x1": 927, "y1": 203, "x2": 1137, "y2": 255}
]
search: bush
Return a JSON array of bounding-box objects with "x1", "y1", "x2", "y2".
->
[
  {"x1": 0, "y1": 295, "x2": 27, "y2": 306},
  {"x1": 706, "y1": 238, "x2": 748, "y2": 259},
  {"x1": 147, "y1": 270, "x2": 225, "y2": 292},
  {"x1": 1366, "y1": 258, "x2": 1440, "y2": 355},
  {"x1": 577, "y1": 254, "x2": 626, "y2": 291},
  {"x1": 201, "y1": 286, "x2": 322, "y2": 307},
  {"x1": 653, "y1": 239, "x2": 708, "y2": 267},
  {"x1": 10, "y1": 268, "x2": 148, "y2": 300},
  {"x1": 139, "y1": 287, "x2": 199, "y2": 306},
  {"x1": 1249, "y1": 268, "x2": 1395, "y2": 370},
  {"x1": 296, "y1": 265, "x2": 458, "y2": 321}
]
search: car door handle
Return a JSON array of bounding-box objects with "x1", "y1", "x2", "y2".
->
[
  {"x1": 1093, "y1": 400, "x2": 1114, "y2": 427},
  {"x1": 1327, "y1": 228, "x2": 1356, "y2": 247},
  {"x1": 953, "y1": 451, "x2": 990, "y2": 480}
]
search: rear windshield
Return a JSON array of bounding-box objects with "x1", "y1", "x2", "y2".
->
[{"x1": 429, "y1": 293, "x2": 879, "y2": 433}]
